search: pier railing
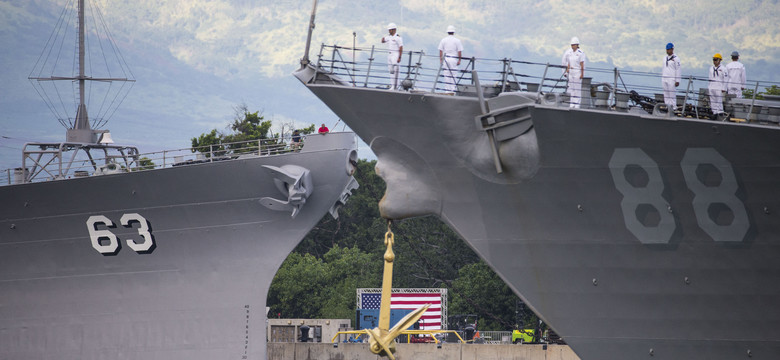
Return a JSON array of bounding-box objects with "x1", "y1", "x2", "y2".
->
[{"x1": 310, "y1": 44, "x2": 780, "y2": 123}]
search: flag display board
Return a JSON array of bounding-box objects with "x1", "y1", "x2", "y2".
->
[{"x1": 357, "y1": 288, "x2": 447, "y2": 330}]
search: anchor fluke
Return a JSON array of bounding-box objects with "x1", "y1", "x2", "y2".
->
[
  {"x1": 260, "y1": 164, "x2": 313, "y2": 218},
  {"x1": 367, "y1": 304, "x2": 430, "y2": 359}
]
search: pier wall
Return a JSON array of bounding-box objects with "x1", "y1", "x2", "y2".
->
[{"x1": 268, "y1": 343, "x2": 580, "y2": 360}]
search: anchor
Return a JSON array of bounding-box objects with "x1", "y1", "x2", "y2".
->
[
  {"x1": 330, "y1": 221, "x2": 431, "y2": 358},
  {"x1": 260, "y1": 164, "x2": 313, "y2": 218},
  {"x1": 366, "y1": 221, "x2": 430, "y2": 359}
]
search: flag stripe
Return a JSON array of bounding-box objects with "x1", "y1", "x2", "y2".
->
[{"x1": 360, "y1": 290, "x2": 445, "y2": 330}]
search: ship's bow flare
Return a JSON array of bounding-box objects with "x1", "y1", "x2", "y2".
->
[{"x1": 373, "y1": 136, "x2": 442, "y2": 219}]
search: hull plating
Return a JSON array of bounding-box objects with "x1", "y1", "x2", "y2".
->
[
  {"x1": 303, "y1": 82, "x2": 780, "y2": 360},
  {"x1": 0, "y1": 133, "x2": 357, "y2": 359}
]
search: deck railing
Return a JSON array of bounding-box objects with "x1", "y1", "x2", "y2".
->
[
  {"x1": 2, "y1": 136, "x2": 303, "y2": 185},
  {"x1": 311, "y1": 44, "x2": 780, "y2": 122}
]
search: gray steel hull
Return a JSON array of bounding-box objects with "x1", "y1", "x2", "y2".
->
[
  {"x1": 0, "y1": 133, "x2": 358, "y2": 359},
  {"x1": 301, "y1": 80, "x2": 780, "y2": 360}
]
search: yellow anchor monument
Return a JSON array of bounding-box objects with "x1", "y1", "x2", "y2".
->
[
  {"x1": 364, "y1": 222, "x2": 430, "y2": 359},
  {"x1": 330, "y1": 221, "x2": 466, "y2": 354}
]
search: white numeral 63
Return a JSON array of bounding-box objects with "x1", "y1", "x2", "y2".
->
[{"x1": 86, "y1": 213, "x2": 155, "y2": 254}]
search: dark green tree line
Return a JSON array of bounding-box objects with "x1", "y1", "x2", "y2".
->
[
  {"x1": 189, "y1": 105, "x2": 534, "y2": 331},
  {"x1": 268, "y1": 158, "x2": 526, "y2": 331}
]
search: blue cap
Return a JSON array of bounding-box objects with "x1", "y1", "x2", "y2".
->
[{"x1": 666, "y1": 42, "x2": 674, "y2": 50}]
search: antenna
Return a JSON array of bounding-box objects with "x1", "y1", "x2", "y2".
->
[
  {"x1": 301, "y1": 0, "x2": 319, "y2": 67},
  {"x1": 28, "y1": 0, "x2": 135, "y2": 144}
]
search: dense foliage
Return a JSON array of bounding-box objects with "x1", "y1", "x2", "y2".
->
[
  {"x1": 267, "y1": 158, "x2": 537, "y2": 331},
  {"x1": 743, "y1": 84, "x2": 780, "y2": 100},
  {"x1": 268, "y1": 246, "x2": 381, "y2": 320},
  {"x1": 190, "y1": 106, "x2": 539, "y2": 331},
  {"x1": 189, "y1": 103, "x2": 315, "y2": 157}
]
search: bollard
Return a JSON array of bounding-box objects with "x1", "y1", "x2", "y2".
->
[{"x1": 300, "y1": 325, "x2": 310, "y2": 342}]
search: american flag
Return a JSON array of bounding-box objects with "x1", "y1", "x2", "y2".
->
[{"x1": 360, "y1": 291, "x2": 444, "y2": 330}]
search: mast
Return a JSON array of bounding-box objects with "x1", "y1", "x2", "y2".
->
[
  {"x1": 21, "y1": 0, "x2": 139, "y2": 182},
  {"x1": 28, "y1": 0, "x2": 134, "y2": 144},
  {"x1": 74, "y1": 0, "x2": 89, "y2": 132},
  {"x1": 300, "y1": 0, "x2": 318, "y2": 67}
]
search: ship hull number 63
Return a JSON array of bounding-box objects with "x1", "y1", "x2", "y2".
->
[{"x1": 87, "y1": 214, "x2": 155, "y2": 255}]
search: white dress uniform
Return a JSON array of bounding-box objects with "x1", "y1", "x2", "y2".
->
[
  {"x1": 438, "y1": 34, "x2": 463, "y2": 93},
  {"x1": 726, "y1": 61, "x2": 746, "y2": 98},
  {"x1": 383, "y1": 33, "x2": 404, "y2": 90},
  {"x1": 708, "y1": 64, "x2": 729, "y2": 114},
  {"x1": 661, "y1": 54, "x2": 682, "y2": 108},
  {"x1": 562, "y1": 47, "x2": 586, "y2": 108}
]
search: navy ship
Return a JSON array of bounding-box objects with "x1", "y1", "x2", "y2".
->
[
  {"x1": 0, "y1": 1, "x2": 358, "y2": 359},
  {"x1": 295, "y1": 8, "x2": 780, "y2": 360}
]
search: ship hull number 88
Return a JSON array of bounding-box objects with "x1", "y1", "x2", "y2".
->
[{"x1": 609, "y1": 147, "x2": 749, "y2": 244}]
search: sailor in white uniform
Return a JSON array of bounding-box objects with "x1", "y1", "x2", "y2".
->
[
  {"x1": 661, "y1": 42, "x2": 682, "y2": 110},
  {"x1": 562, "y1": 37, "x2": 586, "y2": 108},
  {"x1": 381, "y1": 22, "x2": 403, "y2": 90},
  {"x1": 438, "y1": 25, "x2": 463, "y2": 93},
  {"x1": 708, "y1": 53, "x2": 729, "y2": 115},
  {"x1": 726, "y1": 51, "x2": 746, "y2": 99}
]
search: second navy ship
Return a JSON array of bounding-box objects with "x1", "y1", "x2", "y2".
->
[{"x1": 295, "y1": 6, "x2": 780, "y2": 359}]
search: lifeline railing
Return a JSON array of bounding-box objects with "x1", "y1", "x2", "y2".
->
[
  {"x1": 310, "y1": 44, "x2": 780, "y2": 122},
  {"x1": 2, "y1": 136, "x2": 302, "y2": 185}
]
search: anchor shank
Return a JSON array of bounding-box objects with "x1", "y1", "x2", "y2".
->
[{"x1": 378, "y1": 230, "x2": 395, "y2": 331}]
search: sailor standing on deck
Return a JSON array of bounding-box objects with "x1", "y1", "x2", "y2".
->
[
  {"x1": 562, "y1": 37, "x2": 586, "y2": 108},
  {"x1": 709, "y1": 53, "x2": 729, "y2": 115},
  {"x1": 438, "y1": 25, "x2": 463, "y2": 94},
  {"x1": 726, "y1": 51, "x2": 746, "y2": 99},
  {"x1": 661, "y1": 42, "x2": 681, "y2": 110},
  {"x1": 381, "y1": 22, "x2": 403, "y2": 90}
]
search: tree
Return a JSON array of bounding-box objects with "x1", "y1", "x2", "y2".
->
[
  {"x1": 271, "y1": 159, "x2": 528, "y2": 333},
  {"x1": 742, "y1": 84, "x2": 780, "y2": 100},
  {"x1": 190, "y1": 103, "x2": 275, "y2": 157},
  {"x1": 132, "y1": 156, "x2": 155, "y2": 171},
  {"x1": 293, "y1": 160, "x2": 387, "y2": 257},
  {"x1": 267, "y1": 251, "x2": 326, "y2": 319},
  {"x1": 391, "y1": 217, "x2": 480, "y2": 289},
  {"x1": 267, "y1": 245, "x2": 381, "y2": 319},
  {"x1": 449, "y1": 262, "x2": 520, "y2": 331},
  {"x1": 317, "y1": 246, "x2": 382, "y2": 319}
]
